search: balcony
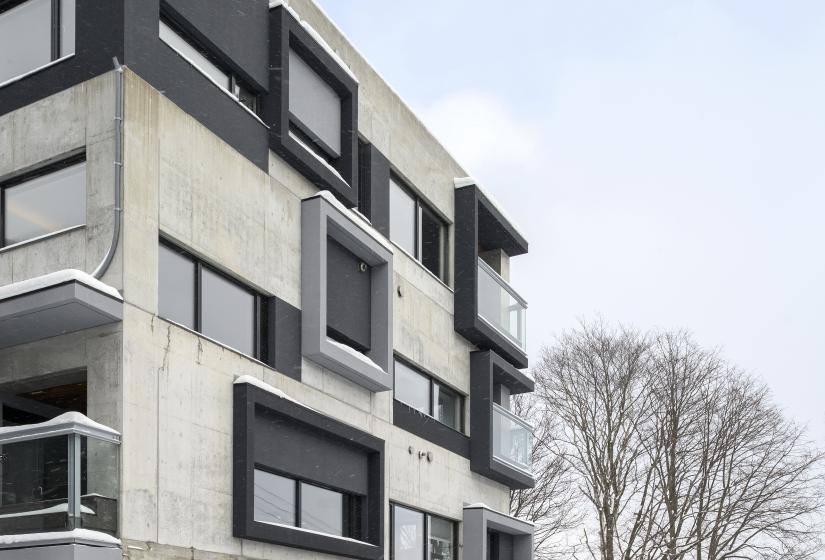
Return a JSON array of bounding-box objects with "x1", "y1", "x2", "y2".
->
[
  {"x1": 492, "y1": 404, "x2": 533, "y2": 474},
  {"x1": 0, "y1": 412, "x2": 120, "y2": 552},
  {"x1": 477, "y1": 259, "x2": 527, "y2": 352}
]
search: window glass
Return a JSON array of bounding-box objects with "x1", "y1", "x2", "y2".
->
[
  {"x1": 0, "y1": 0, "x2": 52, "y2": 84},
  {"x1": 59, "y1": 0, "x2": 75, "y2": 58},
  {"x1": 393, "y1": 505, "x2": 425, "y2": 560},
  {"x1": 429, "y1": 516, "x2": 455, "y2": 560},
  {"x1": 159, "y1": 20, "x2": 230, "y2": 90},
  {"x1": 434, "y1": 383, "x2": 461, "y2": 432},
  {"x1": 395, "y1": 361, "x2": 430, "y2": 414},
  {"x1": 420, "y1": 206, "x2": 445, "y2": 279},
  {"x1": 300, "y1": 483, "x2": 343, "y2": 536},
  {"x1": 158, "y1": 244, "x2": 196, "y2": 330},
  {"x1": 254, "y1": 470, "x2": 295, "y2": 526},
  {"x1": 200, "y1": 267, "x2": 256, "y2": 356},
  {"x1": 4, "y1": 161, "x2": 86, "y2": 246},
  {"x1": 389, "y1": 178, "x2": 416, "y2": 255},
  {"x1": 288, "y1": 49, "x2": 342, "y2": 156}
]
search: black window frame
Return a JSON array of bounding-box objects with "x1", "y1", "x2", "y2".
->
[
  {"x1": 0, "y1": 151, "x2": 86, "y2": 248},
  {"x1": 0, "y1": 0, "x2": 71, "y2": 65},
  {"x1": 267, "y1": 5, "x2": 359, "y2": 207},
  {"x1": 394, "y1": 357, "x2": 464, "y2": 434},
  {"x1": 390, "y1": 503, "x2": 458, "y2": 560},
  {"x1": 158, "y1": 8, "x2": 261, "y2": 115},
  {"x1": 158, "y1": 238, "x2": 262, "y2": 359},
  {"x1": 389, "y1": 174, "x2": 448, "y2": 282}
]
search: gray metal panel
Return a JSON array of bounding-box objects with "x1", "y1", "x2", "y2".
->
[
  {"x1": 0, "y1": 281, "x2": 122, "y2": 349},
  {"x1": 463, "y1": 506, "x2": 534, "y2": 560},
  {"x1": 2, "y1": 543, "x2": 120, "y2": 560}
]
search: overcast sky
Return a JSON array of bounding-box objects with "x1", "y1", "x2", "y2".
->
[{"x1": 318, "y1": 0, "x2": 825, "y2": 446}]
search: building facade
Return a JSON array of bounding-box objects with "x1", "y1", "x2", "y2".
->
[{"x1": 0, "y1": 1, "x2": 535, "y2": 559}]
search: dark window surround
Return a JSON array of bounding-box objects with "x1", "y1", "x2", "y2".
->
[
  {"x1": 253, "y1": 468, "x2": 361, "y2": 540},
  {"x1": 234, "y1": 381, "x2": 384, "y2": 560},
  {"x1": 0, "y1": 151, "x2": 86, "y2": 248},
  {"x1": 158, "y1": 238, "x2": 262, "y2": 359},
  {"x1": 266, "y1": 5, "x2": 359, "y2": 207},
  {"x1": 390, "y1": 503, "x2": 458, "y2": 560},
  {"x1": 469, "y1": 350, "x2": 535, "y2": 490},
  {"x1": 454, "y1": 183, "x2": 529, "y2": 369},
  {"x1": 389, "y1": 174, "x2": 449, "y2": 283},
  {"x1": 158, "y1": 7, "x2": 260, "y2": 114},
  {"x1": 0, "y1": 0, "x2": 70, "y2": 68}
]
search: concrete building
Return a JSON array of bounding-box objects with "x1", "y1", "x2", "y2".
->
[{"x1": 0, "y1": 1, "x2": 535, "y2": 559}]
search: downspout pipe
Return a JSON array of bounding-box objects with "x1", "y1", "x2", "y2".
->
[{"x1": 92, "y1": 58, "x2": 125, "y2": 279}]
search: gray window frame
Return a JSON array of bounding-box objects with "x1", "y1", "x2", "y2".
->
[
  {"x1": 390, "y1": 503, "x2": 458, "y2": 560},
  {"x1": 0, "y1": 152, "x2": 86, "y2": 248},
  {"x1": 393, "y1": 357, "x2": 464, "y2": 434},
  {"x1": 158, "y1": 238, "x2": 262, "y2": 359}
]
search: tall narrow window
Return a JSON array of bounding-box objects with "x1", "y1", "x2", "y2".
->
[
  {"x1": 1, "y1": 158, "x2": 85, "y2": 247},
  {"x1": 388, "y1": 177, "x2": 447, "y2": 281},
  {"x1": 158, "y1": 244, "x2": 196, "y2": 330},
  {"x1": 0, "y1": 0, "x2": 75, "y2": 86}
]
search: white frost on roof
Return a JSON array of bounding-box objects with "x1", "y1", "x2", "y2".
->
[
  {"x1": 269, "y1": 0, "x2": 358, "y2": 83},
  {"x1": 234, "y1": 375, "x2": 305, "y2": 407},
  {"x1": 326, "y1": 337, "x2": 383, "y2": 371},
  {"x1": 315, "y1": 190, "x2": 394, "y2": 254},
  {"x1": 288, "y1": 131, "x2": 347, "y2": 184},
  {"x1": 0, "y1": 529, "x2": 121, "y2": 547},
  {"x1": 454, "y1": 177, "x2": 527, "y2": 241},
  {"x1": 0, "y1": 269, "x2": 122, "y2": 301},
  {"x1": 463, "y1": 503, "x2": 536, "y2": 526},
  {"x1": 0, "y1": 411, "x2": 120, "y2": 439}
]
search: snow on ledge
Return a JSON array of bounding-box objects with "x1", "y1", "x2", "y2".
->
[
  {"x1": 314, "y1": 190, "x2": 394, "y2": 254},
  {"x1": 454, "y1": 177, "x2": 527, "y2": 241},
  {"x1": 326, "y1": 337, "x2": 383, "y2": 371},
  {"x1": 0, "y1": 269, "x2": 122, "y2": 302},
  {"x1": 269, "y1": 0, "x2": 358, "y2": 83},
  {"x1": 234, "y1": 375, "x2": 306, "y2": 408},
  {"x1": 288, "y1": 131, "x2": 347, "y2": 183},
  {"x1": 0, "y1": 412, "x2": 120, "y2": 442},
  {"x1": 463, "y1": 503, "x2": 535, "y2": 526},
  {"x1": 0, "y1": 528, "x2": 121, "y2": 548}
]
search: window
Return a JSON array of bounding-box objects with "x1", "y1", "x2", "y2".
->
[
  {"x1": 391, "y1": 504, "x2": 456, "y2": 560},
  {"x1": 0, "y1": 0, "x2": 75, "y2": 86},
  {"x1": 289, "y1": 48, "x2": 342, "y2": 159},
  {"x1": 159, "y1": 18, "x2": 259, "y2": 113},
  {"x1": 389, "y1": 177, "x2": 447, "y2": 281},
  {"x1": 1, "y1": 157, "x2": 85, "y2": 247},
  {"x1": 394, "y1": 359, "x2": 464, "y2": 432},
  {"x1": 158, "y1": 240, "x2": 260, "y2": 357}
]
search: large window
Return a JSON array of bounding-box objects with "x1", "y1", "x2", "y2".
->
[
  {"x1": 254, "y1": 470, "x2": 359, "y2": 539},
  {"x1": 0, "y1": 0, "x2": 75, "y2": 86},
  {"x1": 158, "y1": 240, "x2": 259, "y2": 357},
  {"x1": 389, "y1": 177, "x2": 447, "y2": 281},
  {"x1": 159, "y1": 18, "x2": 258, "y2": 113},
  {"x1": 289, "y1": 48, "x2": 342, "y2": 160},
  {"x1": 391, "y1": 504, "x2": 456, "y2": 560},
  {"x1": 1, "y1": 157, "x2": 85, "y2": 247},
  {"x1": 394, "y1": 359, "x2": 463, "y2": 433}
]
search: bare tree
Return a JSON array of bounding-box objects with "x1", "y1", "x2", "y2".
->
[
  {"x1": 510, "y1": 392, "x2": 582, "y2": 559},
  {"x1": 530, "y1": 321, "x2": 825, "y2": 560}
]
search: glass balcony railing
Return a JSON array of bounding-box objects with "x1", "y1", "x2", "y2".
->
[
  {"x1": 0, "y1": 413, "x2": 119, "y2": 537},
  {"x1": 492, "y1": 404, "x2": 533, "y2": 474},
  {"x1": 477, "y1": 258, "x2": 527, "y2": 351}
]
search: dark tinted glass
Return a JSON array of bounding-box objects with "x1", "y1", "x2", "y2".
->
[
  {"x1": 254, "y1": 470, "x2": 295, "y2": 526},
  {"x1": 201, "y1": 267, "x2": 256, "y2": 356},
  {"x1": 420, "y1": 206, "x2": 445, "y2": 280},
  {"x1": 434, "y1": 383, "x2": 462, "y2": 431},
  {"x1": 393, "y1": 505, "x2": 425, "y2": 560},
  {"x1": 158, "y1": 244, "x2": 196, "y2": 329},
  {"x1": 300, "y1": 483, "x2": 343, "y2": 536}
]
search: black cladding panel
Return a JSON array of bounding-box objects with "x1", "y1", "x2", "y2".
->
[{"x1": 326, "y1": 237, "x2": 372, "y2": 352}]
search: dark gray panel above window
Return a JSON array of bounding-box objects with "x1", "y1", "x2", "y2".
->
[
  {"x1": 1, "y1": 157, "x2": 85, "y2": 248},
  {"x1": 326, "y1": 237, "x2": 372, "y2": 353}
]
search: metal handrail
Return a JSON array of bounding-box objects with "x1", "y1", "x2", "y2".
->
[{"x1": 477, "y1": 258, "x2": 528, "y2": 308}]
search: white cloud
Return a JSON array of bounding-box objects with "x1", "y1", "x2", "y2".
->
[{"x1": 420, "y1": 90, "x2": 540, "y2": 173}]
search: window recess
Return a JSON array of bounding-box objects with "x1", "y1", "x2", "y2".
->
[
  {"x1": 0, "y1": 153, "x2": 86, "y2": 248},
  {"x1": 0, "y1": 0, "x2": 75, "y2": 86},
  {"x1": 158, "y1": 16, "x2": 259, "y2": 114},
  {"x1": 391, "y1": 504, "x2": 457, "y2": 560},
  {"x1": 394, "y1": 359, "x2": 463, "y2": 433},
  {"x1": 389, "y1": 176, "x2": 447, "y2": 282}
]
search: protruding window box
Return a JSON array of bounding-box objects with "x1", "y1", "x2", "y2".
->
[
  {"x1": 0, "y1": 412, "x2": 121, "y2": 559},
  {"x1": 463, "y1": 504, "x2": 534, "y2": 560},
  {"x1": 301, "y1": 193, "x2": 393, "y2": 392},
  {"x1": 0, "y1": 270, "x2": 122, "y2": 350},
  {"x1": 454, "y1": 180, "x2": 529, "y2": 369},
  {"x1": 470, "y1": 350, "x2": 535, "y2": 489}
]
